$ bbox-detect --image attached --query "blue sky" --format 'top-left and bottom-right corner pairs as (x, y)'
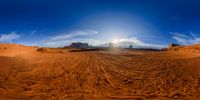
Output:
(0, 0), (200, 48)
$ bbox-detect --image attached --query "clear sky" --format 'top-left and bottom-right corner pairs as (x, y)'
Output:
(0, 0), (200, 48)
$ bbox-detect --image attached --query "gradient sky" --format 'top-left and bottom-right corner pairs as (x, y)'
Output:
(0, 0), (200, 48)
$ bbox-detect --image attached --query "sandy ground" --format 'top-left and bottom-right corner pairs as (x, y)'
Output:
(0, 44), (200, 100)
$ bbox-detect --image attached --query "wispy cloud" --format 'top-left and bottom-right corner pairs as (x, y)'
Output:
(30, 30), (37, 36)
(42, 29), (164, 49)
(42, 30), (99, 47)
(49, 30), (99, 41)
(171, 32), (200, 45)
(0, 32), (20, 43)
(113, 37), (144, 45)
(112, 37), (164, 49)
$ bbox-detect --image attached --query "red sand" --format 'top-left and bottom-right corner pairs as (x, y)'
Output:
(0, 44), (200, 100)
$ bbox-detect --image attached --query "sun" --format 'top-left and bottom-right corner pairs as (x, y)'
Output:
(112, 39), (119, 44)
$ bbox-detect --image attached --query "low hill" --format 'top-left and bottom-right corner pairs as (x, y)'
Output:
(167, 44), (200, 56)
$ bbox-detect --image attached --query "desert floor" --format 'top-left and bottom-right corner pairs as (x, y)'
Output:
(0, 44), (200, 100)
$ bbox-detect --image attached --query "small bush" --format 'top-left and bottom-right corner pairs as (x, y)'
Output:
(37, 48), (45, 52)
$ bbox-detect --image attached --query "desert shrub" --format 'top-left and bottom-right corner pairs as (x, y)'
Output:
(37, 48), (45, 52)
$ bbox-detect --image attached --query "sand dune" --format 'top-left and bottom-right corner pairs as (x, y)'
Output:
(167, 44), (200, 57)
(0, 44), (200, 100)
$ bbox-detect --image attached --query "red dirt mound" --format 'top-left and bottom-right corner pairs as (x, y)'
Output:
(167, 44), (200, 57)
